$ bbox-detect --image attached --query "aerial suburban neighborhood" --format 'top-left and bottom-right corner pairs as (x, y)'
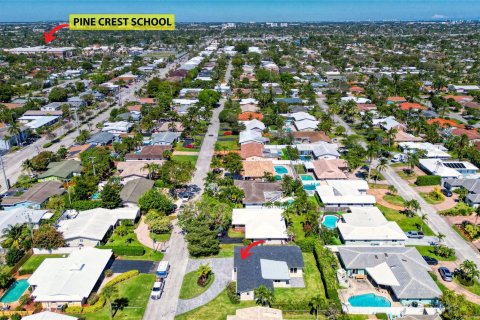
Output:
(0, 17), (480, 320)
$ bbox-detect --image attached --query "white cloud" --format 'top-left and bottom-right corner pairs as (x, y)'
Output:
(432, 14), (447, 19)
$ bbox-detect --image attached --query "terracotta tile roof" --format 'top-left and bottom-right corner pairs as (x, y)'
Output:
(242, 160), (274, 178)
(127, 105), (142, 112)
(138, 98), (155, 104)
(357, 103), (377, 111)
(240, 142), (264, 159)
(350, 86), (365, 93)
(399, 102), (427, 111)
(443, 95), (474, 103)
(312, 159), (348, 180)
(464, 102), (480, 109)
(2, 103), (25, 109)
(387, 96), (407, 103)
(451, 128), (480, 141)
(67, 144), (94, 159)
(125, 145), (172, 160)
(427, 118), (464, 128)
(238, 112), (263, 121)
(292, 131), (331, 143)
(394, 131), (423, 142)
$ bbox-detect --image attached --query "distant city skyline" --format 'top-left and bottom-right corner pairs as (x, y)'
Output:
(0, 0), (479, 23)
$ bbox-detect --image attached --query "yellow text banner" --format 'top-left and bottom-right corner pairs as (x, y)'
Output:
(69, 14), (175, 31)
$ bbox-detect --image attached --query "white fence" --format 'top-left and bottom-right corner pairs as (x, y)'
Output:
(344, 305), (442, 317)
(32, 247), (82, 255)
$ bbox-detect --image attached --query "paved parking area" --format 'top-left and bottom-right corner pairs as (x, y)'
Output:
(405, 235), (438, 246)
(110, 259), (158, 274)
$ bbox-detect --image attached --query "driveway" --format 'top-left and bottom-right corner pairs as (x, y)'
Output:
(110, 259), (157, 274)
(405, 236), (438, 246)
(176, 258), (234, 315)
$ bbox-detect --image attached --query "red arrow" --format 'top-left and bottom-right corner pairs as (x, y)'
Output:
(44, 24), (70, 44)
(240, 240), (265, 260)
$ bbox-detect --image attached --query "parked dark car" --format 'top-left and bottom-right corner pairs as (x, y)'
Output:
(465, 125), (475, 130)
(422, 256), (438, 266)
(406, 231), (424, 239)
(442, 189), (453, 197)
(439, 267), (453, 282)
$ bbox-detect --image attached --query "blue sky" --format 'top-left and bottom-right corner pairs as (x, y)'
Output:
(0, 0), (478, 22)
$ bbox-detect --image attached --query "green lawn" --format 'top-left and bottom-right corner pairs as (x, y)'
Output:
(454, 277), (480, 296)
(228, 228), (245, 238)
(396, 170), (417, 180)
(175, 288), (256, 320)
(70, 274), (155, 320)
(191, 244), (238, 259)
(19, 254), (66, 274)
(274, 253), (326, 308)
(215, 139), (239, 151)
(150, 232), (171, 243)
(420, 192), (444, 205)
(368, 183), (390, 189)
(383, 194), (406, 206)
(105, 227), (164, 261)
(378, 205), (434, 236)
(292, 215), (306, 241)
(413, 245), (456, 261)
(175, 141), (200, 152)
(179, 271), (215, 299)
(172, 155), (199, 166)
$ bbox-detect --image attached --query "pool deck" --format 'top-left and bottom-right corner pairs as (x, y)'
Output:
(338, 276), (402, 308)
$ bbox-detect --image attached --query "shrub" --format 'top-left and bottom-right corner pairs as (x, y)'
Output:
(441, 202), (475, 216)
(6, 248), (25, 266)
(71, 200), (102, 211)
(65, 305), (83, 313)
(296, 237), (317, 252)
(87, 294), (99, 305)
(105, 270), (139, 287)
(42, 142), (53, 148)
(415, 175), (441, 186)
(97, 246), (145, 256)
(11, 314), (22, 320)
(226, 281), (240, 304)
(241, 239), (252, 246)
(376, 314), (388, 320)
(18, 268), (34, 276)
(104, 269), (113, 277)
(313, 244), (341, 309)
(432, 244), (455, 259)
(82, 295), (105, 313)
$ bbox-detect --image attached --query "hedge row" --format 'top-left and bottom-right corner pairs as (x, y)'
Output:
(71, 200), (103, 211)
(313, 244), (341, 308)
(96, 245), (145, 256)
(65, 270), (139, 314)
(295, 237), (316, 253)
(415, 175), (441, 186)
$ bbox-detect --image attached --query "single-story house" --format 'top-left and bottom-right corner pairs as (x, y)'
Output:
(241, 119), (265, 133)
(233, 246), (304, 300)
(315, 180), (375, 208)
(234, 180), (283, 207)
(120, 178), (155, 207)
(66, 144), (94, 160)
(444, 178), (480, 208)
(101, 121), (133, 135)
(337, 207), (407, 246)
(125, 145), (172, 161)
(116, 160), (164, 182)
(38, 160), (82, 182)
(57, 207), (140, 247)
(0, 124), (30, 150)
(151, 132), (182, 146)
(87, 131), (116, 146)
(23, 311), (78, 320)
(294, 119), (320, 132)
(292, 131), (331, 144)
(242, 160), (275, 180)
(1, 181), (64, 210)
(28, 248), (113, 309)
(399, 142), (450, 159)
(158, 122), (184, 132)
(232, 208), (287, 244)
(337, 247), (441, 306)
(419, 158), (478, 179)
(372, 116), (405, 131)
(0, 208), (50, 240)
(308, 159), (348, 180)
(240, 142), (264, 159)
(394, 131), (424, 143)
(239, 130), (269, 145)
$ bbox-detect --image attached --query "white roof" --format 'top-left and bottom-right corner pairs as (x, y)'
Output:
(289, 112), (316, 121)
(0, 208), (49, 238)
(338, 207), (407, 241)
(232, 208), (287, 240)
(241, 119), (265, 131)
(23, 312), (77, 320)
(419, 158), (478, 178)
(315, 180), (376, 206)
(19, 115), (59, 129)
(399, 142), (450, 159)
(294, 119), (319, 131)
(102, 121), (132, 133)
(58, 207), (139, 242)
(239, 130), (268, 144)
(366, 262), (400, 286)
(28, 248), (112, 302)
(240, 98), (258, 105)
(341, 96), (371, 104)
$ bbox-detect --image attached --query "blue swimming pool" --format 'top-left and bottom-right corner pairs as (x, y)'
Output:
(274, 166), (288, 174)
(0, 279), (29, 303)
(322, 215), (339, 229)
(348, 293), (391, 307)
(91, 193), (101, 200)
(300, 175), (314, 181)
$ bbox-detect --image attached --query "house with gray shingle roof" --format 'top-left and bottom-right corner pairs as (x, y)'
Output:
(151, 132), (181, 146)
(1, 181), (64, 210)
(233, 246), (304, 301)
(38, 160), (82, 182)
(337, 247), (441, 306)
(120, 178), (154, 207)
(87, 131), (116, 146)
(444, 178), (480, 208)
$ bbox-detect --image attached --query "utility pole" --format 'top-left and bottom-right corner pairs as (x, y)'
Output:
(89, 157), (96, 176)
(0, 155), (10, 190)
(74, 107), (80, 135)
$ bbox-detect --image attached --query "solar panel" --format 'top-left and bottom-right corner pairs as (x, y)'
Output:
(444, 162), (466, 169)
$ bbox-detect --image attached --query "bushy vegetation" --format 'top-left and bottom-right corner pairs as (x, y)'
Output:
(415, 175), (441, 186)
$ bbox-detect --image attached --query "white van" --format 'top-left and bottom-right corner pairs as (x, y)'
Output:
(156, 261), (170, 278)
(150, 281), (164, 299)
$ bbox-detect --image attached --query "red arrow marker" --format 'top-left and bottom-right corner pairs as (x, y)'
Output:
(44, 24), (70, 44)
(240, 240), (265, 260)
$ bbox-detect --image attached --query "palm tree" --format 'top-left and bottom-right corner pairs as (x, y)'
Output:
(309, 294), (324, 320)
(2, 224), (28, 249)
(420, 213), (428, 232)
(254, 285), (275, 307)
(404, 199), (420, 217)
(475, 207), (480, 225)
(102, 285), (118, 320)
(388, 185), (398, 196)
(374, 158), (388, 184)
(142, 163), (161, 180)
(459, 260), (480, 284)
(366, 142), (379, 182)
(437, 232), (446, 243)
(385, 127), (398, 147)
(197, 263), (212, 286)
(7, 122), (21, 146)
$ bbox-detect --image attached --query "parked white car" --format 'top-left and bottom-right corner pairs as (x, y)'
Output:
(150, 281), (164, 300)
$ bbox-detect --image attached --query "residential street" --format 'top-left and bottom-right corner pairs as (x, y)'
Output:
(0, 58), (183, 193)
(143, 60), (232, 320)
